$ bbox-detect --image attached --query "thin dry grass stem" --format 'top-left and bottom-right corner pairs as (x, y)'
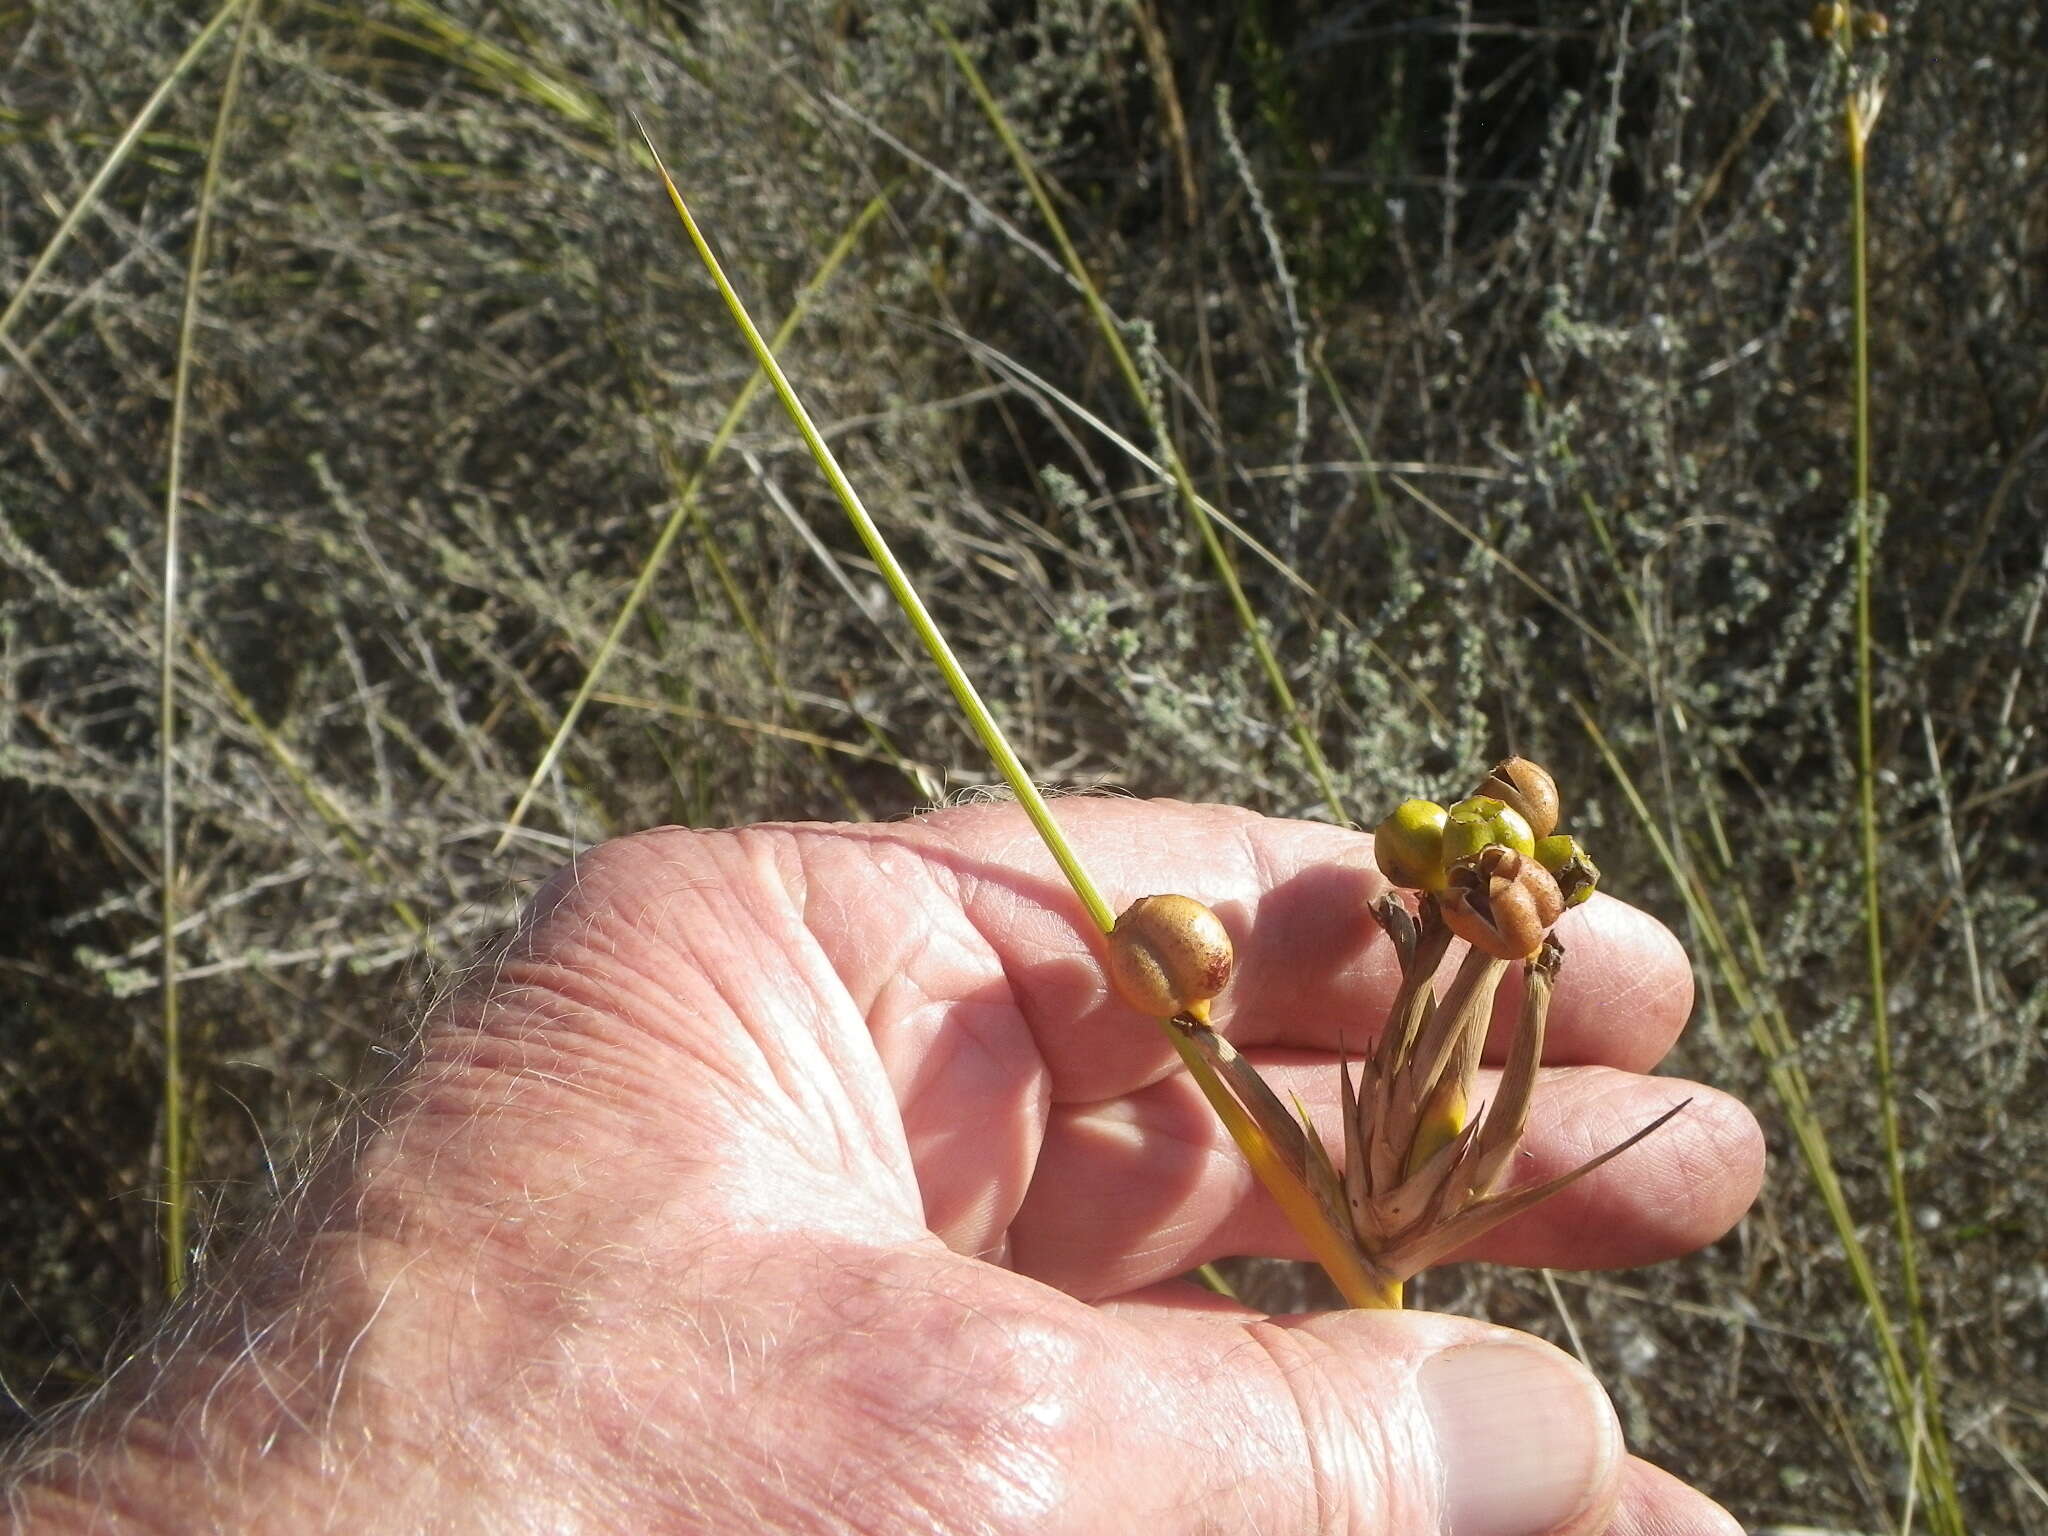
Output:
(938, 22), (1350, 825)
(1390, 474), (1641, 678)
(589, 693), (938, 779)
(1576, 699), (1967, 1533)
(184, 637), (428, 942)
(627, 345), (917, 814)
(156, 0), (259, 1302)
(1823, 13), (1966, 1528)
(494, 192), (890, 851)
(0, 0), (251, 350)
(932, 323), (1451, 736)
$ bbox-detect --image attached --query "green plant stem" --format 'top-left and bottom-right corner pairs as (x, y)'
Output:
(938, 24), (1349, 827)
(639, 128), (1405, 1311)
(1164, 1025), (1398, 1309)
(1845, 94), (1962, 1536)
(638, 126), (1115, 935)
(156, 0), (258, 1302)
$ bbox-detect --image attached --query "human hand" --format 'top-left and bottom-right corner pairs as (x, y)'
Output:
(7, 800), (1762, 1534)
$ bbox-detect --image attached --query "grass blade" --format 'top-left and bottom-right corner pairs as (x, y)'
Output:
(1844, 76), (1962, 1535)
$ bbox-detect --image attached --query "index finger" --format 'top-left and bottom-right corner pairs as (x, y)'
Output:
(905, 797), (1693, 1102)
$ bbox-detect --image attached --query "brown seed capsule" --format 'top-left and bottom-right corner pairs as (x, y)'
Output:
(1106, 895), (1234, 1023)
(1440, 847), (1566, 960)
(1853, 8), (1889, 39)
(1474, 757), (1561, 841)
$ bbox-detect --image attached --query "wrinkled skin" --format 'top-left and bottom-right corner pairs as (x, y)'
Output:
(5, 801), (1763, 1534)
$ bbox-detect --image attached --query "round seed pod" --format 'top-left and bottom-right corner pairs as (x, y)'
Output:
(1441, 846), (1566, 960)
(1373, 799), (1449, 892)
(1474, 757), (1560, 841)
(1534, 833), (1601, 908)
(1106, 895), (1234, 1022)
(1442, 795), (1537, 864)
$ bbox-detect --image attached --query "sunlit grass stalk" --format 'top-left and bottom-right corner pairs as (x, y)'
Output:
(494, 192), (891, 852)
(637, 127), (1113, 933)
(384, 0), (609, 139)
(156, 0), (258, 1301)
(936, 24), (1349, 827)
(639, 127), (1384, 1307)
(1844, 81), (1963, 1536)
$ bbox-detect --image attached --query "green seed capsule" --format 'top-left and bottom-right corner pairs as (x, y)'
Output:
(1534, 834), (1601, 907)
(1374, 799), (1449, 892)
(1442, 796), (1537, 864)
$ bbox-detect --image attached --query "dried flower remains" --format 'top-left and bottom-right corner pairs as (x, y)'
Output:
(1120, 757), (1685, 1306)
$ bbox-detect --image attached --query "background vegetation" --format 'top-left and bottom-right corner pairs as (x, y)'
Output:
(2, 1), (2043, 1528)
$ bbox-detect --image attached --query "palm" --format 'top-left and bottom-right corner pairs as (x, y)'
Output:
(438, 799), (1758, 1531)
(487, 797), (1751, 1294)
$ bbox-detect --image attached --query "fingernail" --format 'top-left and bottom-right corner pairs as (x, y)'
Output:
(1418, 1340), (1617, 1536)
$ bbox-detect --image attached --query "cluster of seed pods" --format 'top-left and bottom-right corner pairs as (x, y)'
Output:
(1372, 758), (1600, 960)
(1099, 759), (1680, 1302)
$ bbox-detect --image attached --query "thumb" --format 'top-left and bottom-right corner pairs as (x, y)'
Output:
(1106, 1304), (1624, 1535)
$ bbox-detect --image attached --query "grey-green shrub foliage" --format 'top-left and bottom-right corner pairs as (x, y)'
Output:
(1, 2), (2042, 1526)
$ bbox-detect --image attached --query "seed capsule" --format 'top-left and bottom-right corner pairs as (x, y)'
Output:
(1374, 799), (1449, 893)
(1106, 895), (1234, 1023)
(1441, 846), (1566, 960)
(1441, 795), (1537, 864)
(1474, 757), (1560, 841)
(1534, 833), (1601, 908)
(1810, 2), (1847, 40)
